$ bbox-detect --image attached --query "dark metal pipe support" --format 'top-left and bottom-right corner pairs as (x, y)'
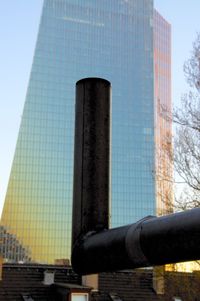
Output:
(72, 208), (200, 275)
(72, 77), (200, 275)
(72, 78), (111, 248)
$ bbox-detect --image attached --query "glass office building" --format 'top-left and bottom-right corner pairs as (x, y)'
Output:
(1, 0), (171, 264)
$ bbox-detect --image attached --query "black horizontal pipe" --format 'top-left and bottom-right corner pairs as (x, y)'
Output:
(72, 208), (200, 275)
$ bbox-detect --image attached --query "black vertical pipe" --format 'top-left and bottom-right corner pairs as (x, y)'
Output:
(72, 78), (111, 249)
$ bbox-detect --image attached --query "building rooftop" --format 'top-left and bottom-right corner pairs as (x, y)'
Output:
(0, 264), (200, 301)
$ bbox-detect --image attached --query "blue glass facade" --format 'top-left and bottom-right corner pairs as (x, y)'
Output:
(1, 0), (159, 264)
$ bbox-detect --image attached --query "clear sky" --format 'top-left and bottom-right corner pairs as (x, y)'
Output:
(0, 0), (200, 216)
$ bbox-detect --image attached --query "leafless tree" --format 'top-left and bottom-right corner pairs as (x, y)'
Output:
(173, 33), (200, 210)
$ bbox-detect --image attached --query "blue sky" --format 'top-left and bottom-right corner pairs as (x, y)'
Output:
(0, 1), (200, 216)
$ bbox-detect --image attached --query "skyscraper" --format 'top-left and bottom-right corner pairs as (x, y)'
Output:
(0, 0), (171, 264)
